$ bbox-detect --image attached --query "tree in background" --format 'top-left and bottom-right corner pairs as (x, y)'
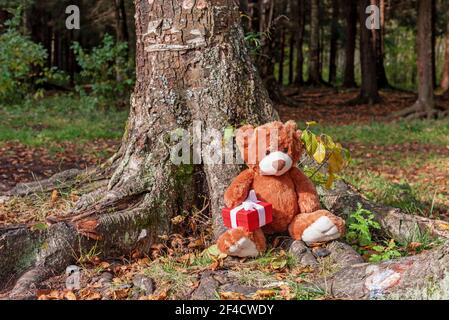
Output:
(328, 0), (339, 84)
(355, 0), (380, 104)
(307, 0), (322, 85)
(342, 0), (357, 88)
(394, 0), (438, 119)
(371, 0), (389, 89)
(294, 0), (306, 85)
(439, 6), (449, 93)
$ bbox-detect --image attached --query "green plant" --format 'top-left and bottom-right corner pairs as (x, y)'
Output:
(369, 239), (402, 262)
(0, 8), (46, 102)
(244, 31), (271, 55)
(72, 34), (134, 108)
(345, 203), (381, 247)
(300, 121), (351, 189)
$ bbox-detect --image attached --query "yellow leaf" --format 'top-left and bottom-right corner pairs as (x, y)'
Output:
(328, 151), (344, 174)
(64, 291), (77, 300)
(313, 142), (326, 163)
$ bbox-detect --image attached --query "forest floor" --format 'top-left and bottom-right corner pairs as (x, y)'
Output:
(1, 88), (448, 299)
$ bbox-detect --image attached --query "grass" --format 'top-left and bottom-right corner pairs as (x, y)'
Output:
(314, 119), (449, 146)
(311, 120), (449, 218)
(0, 94), (128, 146)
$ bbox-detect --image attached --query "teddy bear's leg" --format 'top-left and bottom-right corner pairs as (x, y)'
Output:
(288, 210), (345, 245)
(217, 227), (266, 257)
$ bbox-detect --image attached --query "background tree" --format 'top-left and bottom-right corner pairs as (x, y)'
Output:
(439, 4), (449, 93)
(355, 0), (380, 104)
(342, 0), (357, 88)
(328, 0), (339, 84)
(308, 0), (322, 85)
(394, 0), (437, 119)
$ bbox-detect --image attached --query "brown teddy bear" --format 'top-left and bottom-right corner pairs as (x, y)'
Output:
(217, 120), (345, 257)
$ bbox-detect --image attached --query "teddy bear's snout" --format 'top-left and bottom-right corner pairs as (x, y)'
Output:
(272, 159), (286, 171)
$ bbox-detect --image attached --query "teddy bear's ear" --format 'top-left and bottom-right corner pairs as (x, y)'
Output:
(284, 120), (298, 133)
(235, 124), (255, 150)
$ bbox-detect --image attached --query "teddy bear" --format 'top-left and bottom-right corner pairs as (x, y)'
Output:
(217, 120), (345, 257)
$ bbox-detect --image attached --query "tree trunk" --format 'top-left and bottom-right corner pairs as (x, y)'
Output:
(356, 0), (380, 104)
(392, 1), (439, 120)
(114, 0), (130, 44)
(278, 27), (285, 85)
(431, 0), (436, 89)
(372, 0), (389, 89)
(343, 0), (357, 88)
(1, 0), (277, 296)
(294, 0), (305, 84)
(239, 0), (250, 33)
(308, 0), (322, 85)
(439, 5), (449, 93)
(409, 0), (435, 117)
(328, 0), (339, 84)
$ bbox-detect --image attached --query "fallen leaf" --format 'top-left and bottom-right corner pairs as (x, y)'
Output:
(64, 291), (77, 300)
(220, 291), (247, 300)
(50, 189), (59, 204)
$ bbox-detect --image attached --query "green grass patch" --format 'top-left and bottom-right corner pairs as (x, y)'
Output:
(314, 120), (449, 146)
(0, 94), (128, 146)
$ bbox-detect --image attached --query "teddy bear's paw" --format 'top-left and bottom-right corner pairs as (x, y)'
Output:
(228, 236), (259, 257)
(217, 228), (262, 258)
(301, 216), (341, 244)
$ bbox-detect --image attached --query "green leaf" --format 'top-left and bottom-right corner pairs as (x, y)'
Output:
(306, 121), (317, 127)
(31, 222), (48, 231)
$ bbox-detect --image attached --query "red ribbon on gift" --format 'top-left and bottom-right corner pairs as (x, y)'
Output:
(221, 190), (273, 232)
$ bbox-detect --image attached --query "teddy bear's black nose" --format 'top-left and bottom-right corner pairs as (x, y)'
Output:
(273, 159), (286, 171)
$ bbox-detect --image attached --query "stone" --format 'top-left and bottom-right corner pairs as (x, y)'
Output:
(288, 240), (318, 267)
(132, 274), (155, 294)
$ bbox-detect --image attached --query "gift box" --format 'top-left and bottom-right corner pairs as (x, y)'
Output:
(222, 190), (272, 232)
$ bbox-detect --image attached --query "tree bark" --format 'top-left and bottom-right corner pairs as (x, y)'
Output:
(371, 0), (389, 89)
(308, 0), (322, 85)
(114, 0), (130, 44)
(328, 0), (339, 84)
(342, 0), (357, 88)
(439, 5), (449, 93)
(294, 0), (305, 85)
(1, 0), (277, 296)
(356, 0), (380, 104)
(394, 0), (436, 118)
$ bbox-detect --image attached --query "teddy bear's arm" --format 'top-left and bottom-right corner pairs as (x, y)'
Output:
(290, 166), (321, 213)
(224, 169), (255, 208)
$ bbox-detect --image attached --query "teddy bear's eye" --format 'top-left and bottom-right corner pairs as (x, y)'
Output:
(283, 148), (288, 153)
(265, 150), (271, 155)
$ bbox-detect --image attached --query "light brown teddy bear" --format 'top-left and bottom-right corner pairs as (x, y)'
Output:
(217, 120), (345, 257)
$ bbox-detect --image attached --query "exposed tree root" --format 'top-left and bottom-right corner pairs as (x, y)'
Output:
(391, 101), (446, 120)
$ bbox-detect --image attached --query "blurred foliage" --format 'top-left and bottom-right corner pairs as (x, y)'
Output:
(0, 8), (67, 102)
(72, 34), (135, 109)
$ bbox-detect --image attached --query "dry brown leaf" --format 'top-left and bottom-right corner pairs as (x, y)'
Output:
(80, 289), (102, 300)
(112, 289), (129, 300)
(64, 291), (77, 300)
(220, 291), (247, 300)
(254, 289), (276, 299)
(407, 242), (422, 251)
(50, 190), (59, 204)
